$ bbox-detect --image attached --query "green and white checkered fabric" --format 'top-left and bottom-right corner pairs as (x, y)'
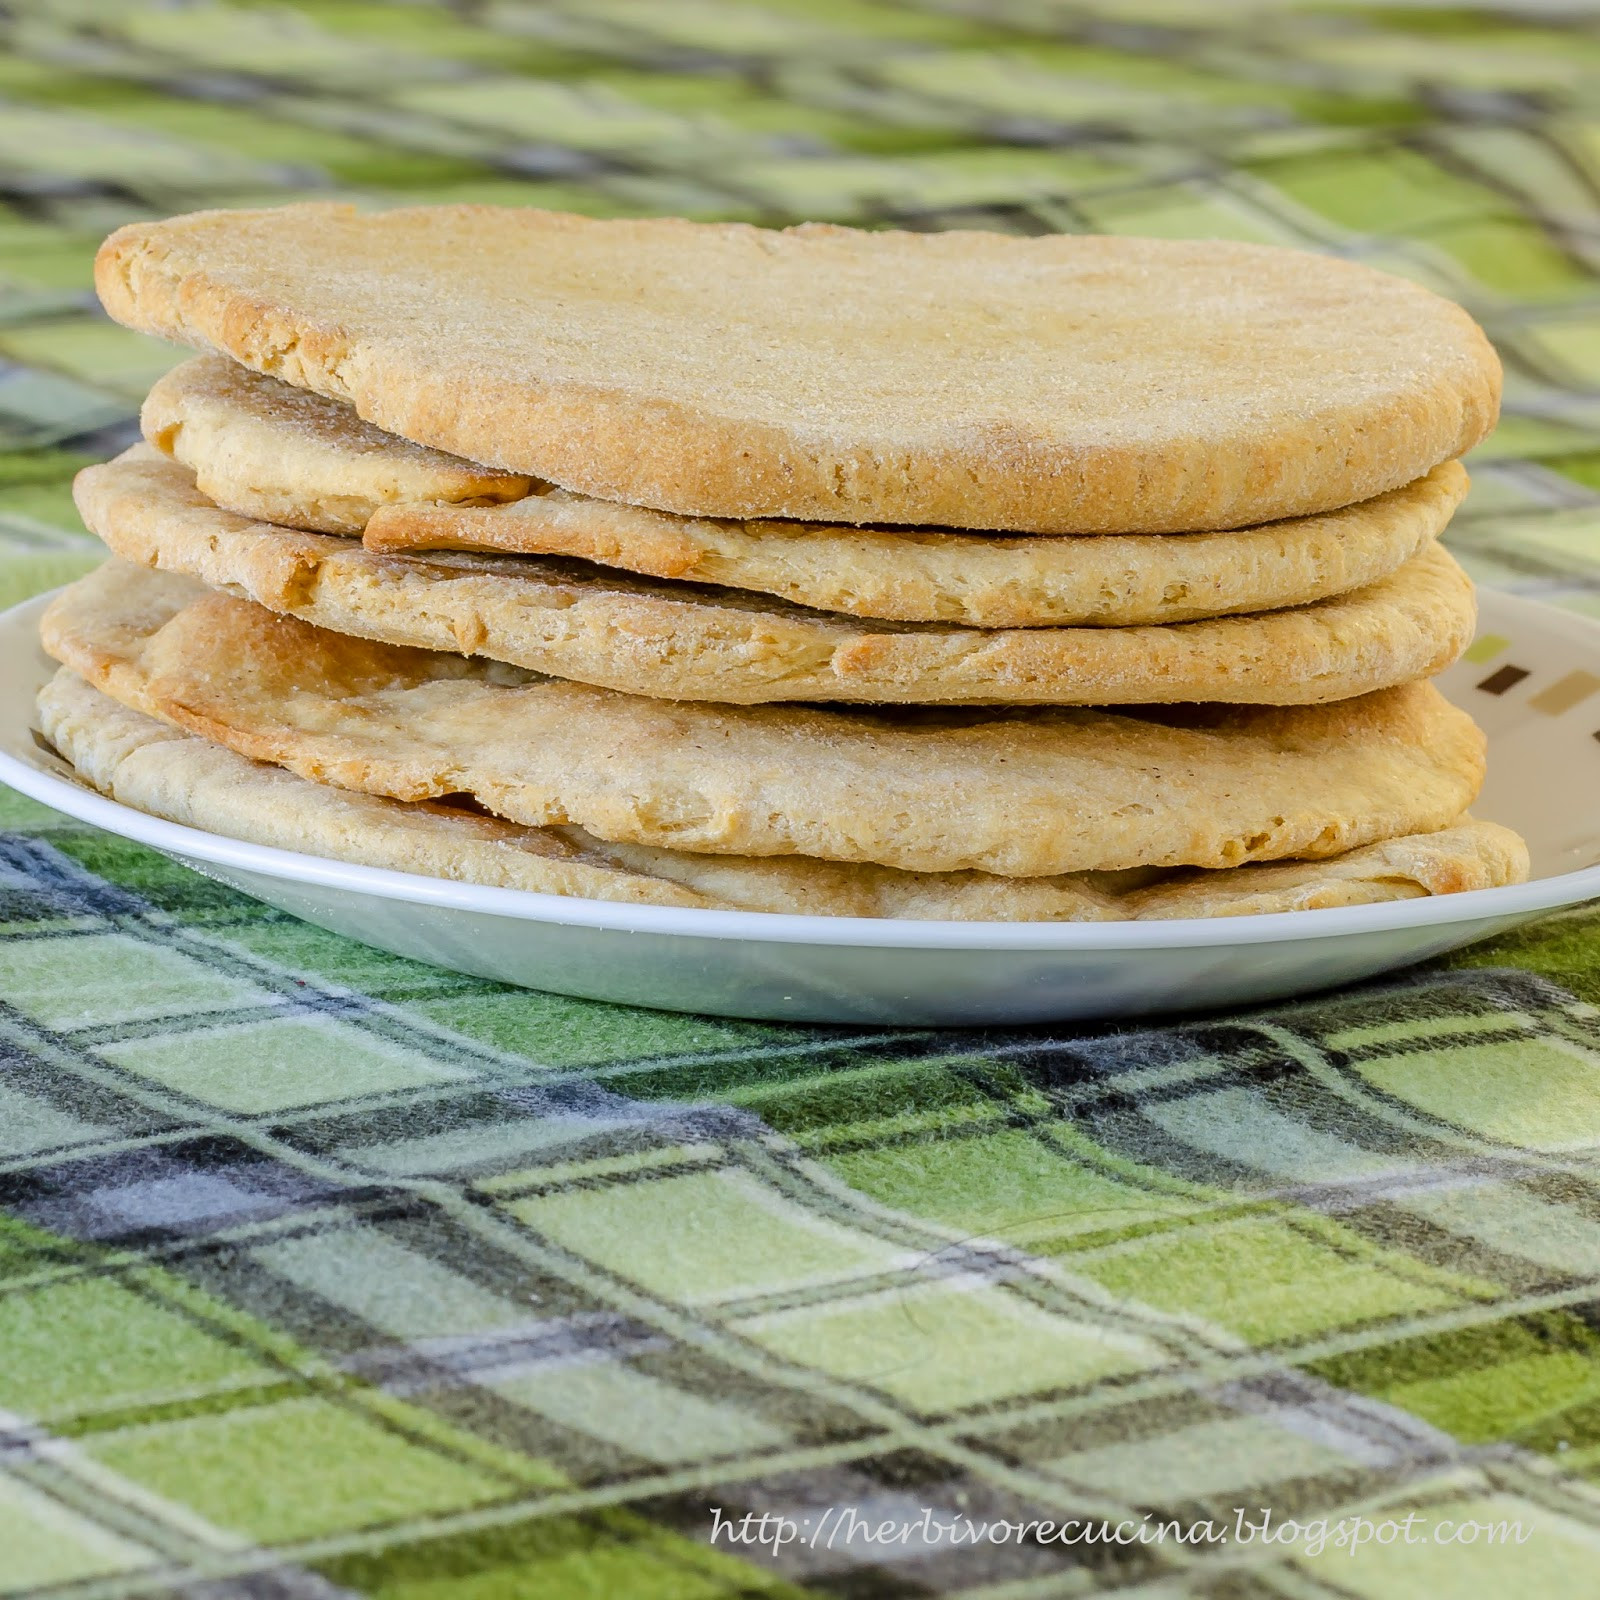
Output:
(5, 3), (1600, 1595)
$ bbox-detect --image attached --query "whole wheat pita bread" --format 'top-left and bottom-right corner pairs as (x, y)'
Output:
(37, 671), (1524, 921)
(98, 204), (1499, 533)
(75, 450), (1478, 707)
(144, 356), (1467, 628)
(366, 468), (1463, 628)
(142, 354), (531, 534)
(42, 560), (1489, 878)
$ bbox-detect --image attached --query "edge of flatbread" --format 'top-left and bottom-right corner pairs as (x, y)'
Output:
(143, 353), (531, 535)
(41, 559), (1491, 878)
(74, 449), (1479, 707)
(365, 464), (1466, 627)
(37, 669), (1528, 921)
(144, 354), (1468, 626)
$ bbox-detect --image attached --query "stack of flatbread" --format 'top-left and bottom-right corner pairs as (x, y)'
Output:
(35, 204), (1528, 919)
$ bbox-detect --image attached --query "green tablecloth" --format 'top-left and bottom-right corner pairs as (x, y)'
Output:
(4, 3), (1600, 1595)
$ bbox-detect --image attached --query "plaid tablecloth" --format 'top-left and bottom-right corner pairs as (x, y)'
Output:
(5, 3), (1600, 1596)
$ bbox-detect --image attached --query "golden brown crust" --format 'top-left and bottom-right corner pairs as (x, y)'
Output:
(34, 668), (712, 912)
(146, 355), (1468, 626)
(96, 203), (1501, 533)
(1118, 821), (1526, 918)
(75, 450), (1478, 707)
(142, 354), (531, 535)
(38, 670), (1524, 921)
(41, 559), (1490, 878)
(365, 468), (1462, 627)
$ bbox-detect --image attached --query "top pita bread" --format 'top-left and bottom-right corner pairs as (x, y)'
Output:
(98, 204), (1499, 533)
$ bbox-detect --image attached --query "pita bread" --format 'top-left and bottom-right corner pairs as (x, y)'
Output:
(143, 356), (1466, 628)
(98, 204), (1499, 533)
(37, 671), (1524, 921)
(41, 560), (1489, 878)
(75, 450), (1478, 707)
(142, 353), (530, 535)
(366, 466), (1463, 629)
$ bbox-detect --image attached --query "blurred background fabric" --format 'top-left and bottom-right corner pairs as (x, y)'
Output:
(6, 4), (1600, 1597)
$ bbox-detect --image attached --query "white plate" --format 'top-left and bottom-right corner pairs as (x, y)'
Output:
(3, 588), (1599, 1025)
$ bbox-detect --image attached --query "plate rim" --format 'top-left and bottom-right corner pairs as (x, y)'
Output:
(4, 585), (1599, 953)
